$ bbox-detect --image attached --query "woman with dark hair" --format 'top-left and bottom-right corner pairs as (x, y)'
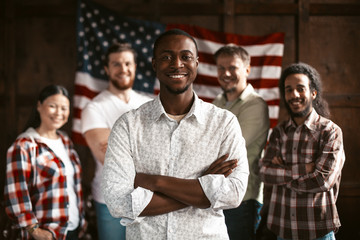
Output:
(4, 85), (86, 240)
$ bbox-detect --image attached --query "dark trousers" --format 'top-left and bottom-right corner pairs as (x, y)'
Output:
(224, 199), (262, 240)
(66, 226), (79, 240)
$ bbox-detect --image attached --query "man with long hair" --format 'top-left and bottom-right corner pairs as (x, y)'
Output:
(259, 63), (345, 240)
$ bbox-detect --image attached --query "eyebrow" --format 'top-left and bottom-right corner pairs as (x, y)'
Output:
(159, 50), (195, 55)
(285, 84), (306, 88)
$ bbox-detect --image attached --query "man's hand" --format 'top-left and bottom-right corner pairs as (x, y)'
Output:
(134, 154), (238, 189)
(271, 156), (284, 166)
(305, 162), (315, 174)
(271, 156), (315, 174)
(202, 154), (238, 177)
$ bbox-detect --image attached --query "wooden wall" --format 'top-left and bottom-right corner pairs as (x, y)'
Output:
(1, 0), (359, 239)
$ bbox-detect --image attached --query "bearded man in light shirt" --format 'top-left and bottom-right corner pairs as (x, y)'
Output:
(81, 42), (151, 240)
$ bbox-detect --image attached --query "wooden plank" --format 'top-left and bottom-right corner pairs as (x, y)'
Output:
(4, 0), (17, 141)
(223, 0), (235, 33)
(325, 94), (360, 108)
(7, 95), (37, 107)
(234, 3), (298, 15)
(15, 3), (360, 17)
(297, 0), (310, 62)
(311, 4), (360, 16)
(16, 3), (223, 17)
(338, 183), (360, 197)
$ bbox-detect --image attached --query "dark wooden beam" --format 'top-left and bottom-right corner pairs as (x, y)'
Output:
(325, 94), (360, 108)
(310, 4), (360, 16)
(16, 3), (76, 17)
(224, 0), (235, 33)
(4, 0), (17, 142)
(339, 183), (360, 197)
(297, 0), (310, 62)
(234, 3), (298, 15)
(14, 3), (360, 17)
(6, 95), (37, 107)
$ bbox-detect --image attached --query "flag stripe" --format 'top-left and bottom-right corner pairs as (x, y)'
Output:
(195, 75), (281, 89)
(72, 0), (284, 145)
(198, 64), (282, 79)
(166, 24), (285, 45)
(199, 52), (283, 67)
(195, 38), (285, 56)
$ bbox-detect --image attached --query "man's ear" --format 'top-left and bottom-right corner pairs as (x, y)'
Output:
(104, 66), (109, 75)
(246, 64), (251, 77)
(311, 89), (317, 100)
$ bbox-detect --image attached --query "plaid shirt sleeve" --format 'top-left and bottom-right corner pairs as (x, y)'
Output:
(259, 125), (296, 186)
(288, 124), (345, 193)
(4, 138), (38, 227)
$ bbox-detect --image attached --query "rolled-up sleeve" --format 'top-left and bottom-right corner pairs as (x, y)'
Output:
(199, 116), (249, 210)
(102, 118), (153, 225)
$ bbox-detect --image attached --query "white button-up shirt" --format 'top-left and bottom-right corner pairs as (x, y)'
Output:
(102, 93), (249, 240)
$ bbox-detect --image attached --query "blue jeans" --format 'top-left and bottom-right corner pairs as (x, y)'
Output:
(223, 199), (262, 240)
(94, 201), (126, 240)
(277, 231), (335, 240)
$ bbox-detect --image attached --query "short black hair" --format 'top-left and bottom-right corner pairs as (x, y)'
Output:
(153, 29), (198, 58)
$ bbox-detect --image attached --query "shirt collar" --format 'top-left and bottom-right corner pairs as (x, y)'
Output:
(285, 109), (319, 131)
(149, 92), (205, 124)
(221, 83), (253, 103)
(303, 109), (319, 131)
(239, 84), (254, 101)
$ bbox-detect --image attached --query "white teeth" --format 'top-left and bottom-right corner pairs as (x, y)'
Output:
(169, 75), (184, 78)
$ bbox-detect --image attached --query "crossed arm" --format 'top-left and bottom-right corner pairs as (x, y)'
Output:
(271, 156), (315, 174)
(135, 154), (238, 216)
(83, 128), (110, 165)
(260, 126), (345, 193)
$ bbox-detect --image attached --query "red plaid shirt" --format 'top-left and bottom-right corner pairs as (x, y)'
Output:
(4, 128), (85, 240)
(259, 110), (345, 239)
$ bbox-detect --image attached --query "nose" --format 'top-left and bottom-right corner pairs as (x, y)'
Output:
(291, 89), (300, 98)
(54, 106), (66, 115)
(119, 64), (126, 72)
(170, 56), (184, 68)
(224, 69), (231, 77)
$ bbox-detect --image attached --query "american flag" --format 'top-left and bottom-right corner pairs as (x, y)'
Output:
(73, 0), (285, 145)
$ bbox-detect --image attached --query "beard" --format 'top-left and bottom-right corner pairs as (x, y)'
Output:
(221, 86), (237, 94)
(285, 98), (313, 118)
(110, 77), (134, 91)
(165, 83), (191, 95)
